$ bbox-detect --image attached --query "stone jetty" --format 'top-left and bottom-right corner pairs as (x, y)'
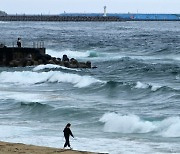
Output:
(0, 15), (122, 22)
(0, 45), (92, 68)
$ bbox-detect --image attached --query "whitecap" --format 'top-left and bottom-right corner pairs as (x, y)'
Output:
(135, 81), (162, 91)
(100, 112), (180, 138)
(0, 71), (102, 88)
(99, 112), (155, 133)
(33, 64), (77, 71)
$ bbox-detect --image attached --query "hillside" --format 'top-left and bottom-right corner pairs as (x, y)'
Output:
(0, 10), (7, 16)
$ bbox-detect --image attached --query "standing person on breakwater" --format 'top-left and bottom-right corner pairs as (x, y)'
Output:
(63, 123), (74, 149)
(17, 38), (21, 47)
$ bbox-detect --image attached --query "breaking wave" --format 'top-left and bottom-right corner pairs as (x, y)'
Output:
(135, 81), (162, 91)
(100, 112), (180, 137)
(0, 71), (102, 88)
(46, 49), (98, 59)
(33, 64), (77, 71)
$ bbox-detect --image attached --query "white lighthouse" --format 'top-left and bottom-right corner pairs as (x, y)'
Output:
(103, 6), (107, 16)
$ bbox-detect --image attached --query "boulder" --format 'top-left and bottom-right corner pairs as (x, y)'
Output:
(86, 61), (91, 68)
(62, 54), (69, 62)
(70, 58), (79, 68)
(63, 61), (70, 67)
(78, 62), (88, 68)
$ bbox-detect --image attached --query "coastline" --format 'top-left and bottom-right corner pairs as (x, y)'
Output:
(0, 141), (101, 154)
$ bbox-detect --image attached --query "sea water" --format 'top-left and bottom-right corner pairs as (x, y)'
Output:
(0, 21), (180, 154)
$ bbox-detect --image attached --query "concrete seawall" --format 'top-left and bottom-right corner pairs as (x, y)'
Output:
(0, 15), (122, 22)
(0, 47), (45, 66)
(0, 47), (93, 68)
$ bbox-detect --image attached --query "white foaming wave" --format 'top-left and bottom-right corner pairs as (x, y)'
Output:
(0, 71), (102, 88)
(135, 81), (162, 91)
(157, 117), (180, 138)
(0, 91), (46, 102)
(100, 112), (155, 133)
(47, 71), (101, 88)
(100, 112), (180, 137)
(46, 49), (89, 59)
(0, 91), (70, 102)
(33, 64), (77, 71)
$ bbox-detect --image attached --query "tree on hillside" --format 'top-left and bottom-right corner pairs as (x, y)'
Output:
(0, 10), (7, 16)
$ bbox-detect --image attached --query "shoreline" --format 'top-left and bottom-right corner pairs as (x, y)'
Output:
(0, 141), (102, 154)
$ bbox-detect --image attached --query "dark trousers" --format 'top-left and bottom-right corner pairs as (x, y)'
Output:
(64, 137), (70, 147)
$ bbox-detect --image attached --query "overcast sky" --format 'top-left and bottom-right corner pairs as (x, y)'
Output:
(1, 0), (180, 14)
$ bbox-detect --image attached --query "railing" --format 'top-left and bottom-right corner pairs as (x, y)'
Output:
(1, 41), (45, 48)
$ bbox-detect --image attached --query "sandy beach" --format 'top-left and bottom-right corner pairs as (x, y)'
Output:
(0, 141), (101, 154)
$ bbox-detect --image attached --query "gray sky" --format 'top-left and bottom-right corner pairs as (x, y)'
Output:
(1, 0), (180, 14)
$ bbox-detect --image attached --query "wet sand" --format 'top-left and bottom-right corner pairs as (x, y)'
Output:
(0, 141), (101, 154)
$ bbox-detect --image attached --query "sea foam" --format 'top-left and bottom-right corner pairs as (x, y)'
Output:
(33, 64), (76, 71)
(135, 81), (162, 91)
(0, 71), (102, 88)
(100, 112), (155, 133)
(100, 112), (180, 137)
(46, 49), (96, 59)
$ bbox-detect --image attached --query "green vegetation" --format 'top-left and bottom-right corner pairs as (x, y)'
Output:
(0, 10), (7, 16)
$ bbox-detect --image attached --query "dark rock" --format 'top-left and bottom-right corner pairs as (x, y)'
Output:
(70, 58), (79, 68)
(44, 54), (52, 60)
(63, 61), (70, 67)
(86, 61), (91, 68)
(26, 60), (32, 66)
(79, 62), (88, 68)
(62, 54), (69, 62)
(55, 58), (61, 65)
(48, 59), (55, 64)
(38, 59), (43, 65)
(33, 61), (39, 65)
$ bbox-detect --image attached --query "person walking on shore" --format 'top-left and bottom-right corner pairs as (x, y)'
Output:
(63, 123), (74, 149)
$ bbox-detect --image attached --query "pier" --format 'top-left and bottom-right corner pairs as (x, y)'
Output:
(0, 15), (122, 22)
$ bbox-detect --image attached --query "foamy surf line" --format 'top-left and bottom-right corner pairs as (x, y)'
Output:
(0, 91), (70, 102)
(33, 64), (79, 71)
(0, 71), (104, 88)
(0, 126), (174, 154)
(100, 112), (180, 137)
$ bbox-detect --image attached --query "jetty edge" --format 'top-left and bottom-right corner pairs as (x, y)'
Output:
(0, 141), (107, 154)
(0, 45), (94, 68)
(0, 15), (122, 22)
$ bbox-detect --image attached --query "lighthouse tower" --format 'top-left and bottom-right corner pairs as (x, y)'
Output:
(103, 6), (107, 17)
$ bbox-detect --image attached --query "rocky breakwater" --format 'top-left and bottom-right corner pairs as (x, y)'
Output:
(0, 46), (93, 68)
(9, 53), (92, 68)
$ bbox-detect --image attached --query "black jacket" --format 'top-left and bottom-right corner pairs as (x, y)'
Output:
(63, 127), (74, 138)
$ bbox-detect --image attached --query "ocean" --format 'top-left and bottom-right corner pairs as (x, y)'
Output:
(0, 21), (180, 154)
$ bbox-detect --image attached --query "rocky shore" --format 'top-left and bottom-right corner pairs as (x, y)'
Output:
(0, 141), (101, 154)
(9, 53), (92, 68)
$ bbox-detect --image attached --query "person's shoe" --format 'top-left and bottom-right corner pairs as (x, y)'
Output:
(69, 147), (73, 150)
